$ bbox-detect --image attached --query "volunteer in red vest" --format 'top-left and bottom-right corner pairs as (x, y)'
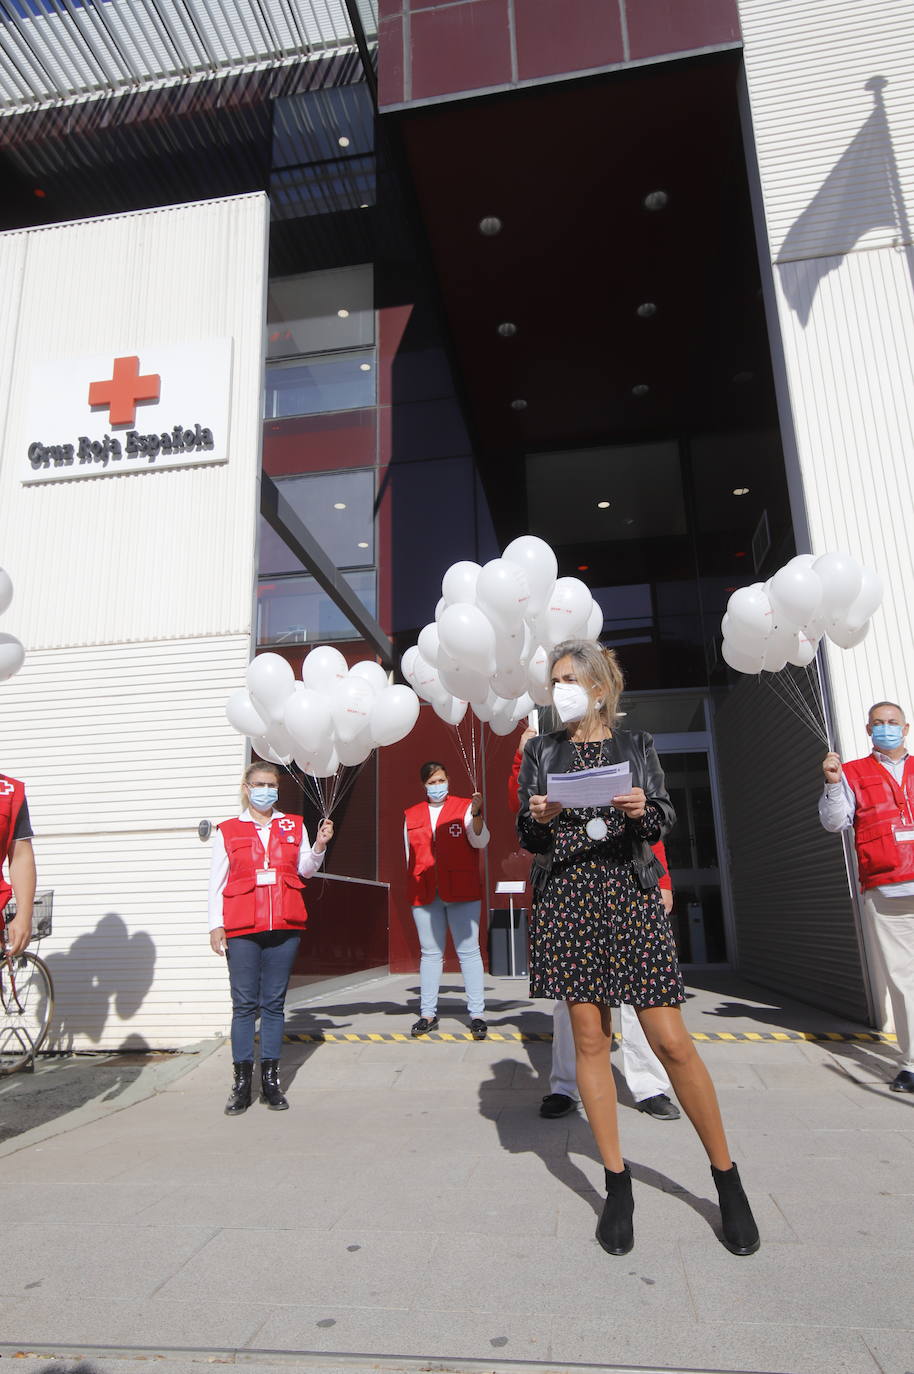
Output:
(820, 699), (914, 1093)
(0, 772), (36, 958)
(404, 761), (489, 1039)
(209, 760), (333, 1115)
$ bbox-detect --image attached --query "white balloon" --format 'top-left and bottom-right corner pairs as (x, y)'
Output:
(302, 644), (349, 695)
(442, 560), (481, 606)
(502, 536), (558, 616)
(476, 558), (530, 632)
(768, 563), (823, 630)
(527, 645), (552, 706)
(788, 553), (817, 570)
(472, 690), (497, 723)
(0, 568), (12, 617)
(845, 565), (883, 631)
(251, 736), (289, 766)
(826, 617), (871, 650)
(247, 653), (295, 720)
(491, 661), (528, 698)
(0, 632), (25, 682)
(488, 698), (519, 736)
(411, 652), (447, 704)
(349, 660), (390, 693)
(761, 626), (796, 673)
(544, 577), (593, 646)
(438, 602), (497, 676)
(265, 722), (295, 762)
(284, 687), (333, 753)
(803, 611), (830, 641)
(727, 584), (773, 641)
(586, 601), (604, 639)
(434, 695), (468, 725)
(330, 676), (375, 743)
(417, 622), (441, 667)
(813, 552), (863, 618)
(401, 645), (421, 687)
(294, 741), (339, 778)
(785, 631), (819, 668)
(336, 735), (374, 767)
(722, 638), (764, 674)
(226, 688), (270, 738)
(370, 684), (420, 746)
(434, 596), (447, 622)
(512, 691), (535, 720)
(438, 659), (490, 705)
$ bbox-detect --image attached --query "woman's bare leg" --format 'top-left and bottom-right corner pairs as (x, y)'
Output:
(636, 1006), (732, 1170)
(568, 1001), (624, 1172)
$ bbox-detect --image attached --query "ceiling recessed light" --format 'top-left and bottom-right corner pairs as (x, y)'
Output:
(479, 216), (502, 236)
(360, 202), (369, 208)
(360, 363), (371, 371)
(734, 550), (747, 558)
(624, 518), (635, 526)
(338, 135), (350, 147)
(632, 384), (650, 397)
(334, 502), (347, 510)
(357, 541), (369, 549)
(577, 564), (589, 572)
(636, 302), (657, 318)
(732, 487), (750, 496)
(337, 309), (349, 318)
(510, 398), (527, 411)
(597, 500), (611, 509)
(497, 322), (517, 337)
(33, 187), (46, 199)
(643, 190), (669, 211)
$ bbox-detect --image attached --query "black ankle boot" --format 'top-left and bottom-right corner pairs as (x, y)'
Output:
(596, 1165), (634, 1255)
(224, 1061), (253, 1116)
(711, 1162), (760, 1255)
(260, 1058), (289, 1110)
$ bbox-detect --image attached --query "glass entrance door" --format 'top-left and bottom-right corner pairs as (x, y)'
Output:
(658, 749), (726, 963)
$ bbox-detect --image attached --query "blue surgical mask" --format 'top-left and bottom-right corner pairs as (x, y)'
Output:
(249, 785), (278, 810)
(426, 782), (448, 804)
(871, 724), (905, 752)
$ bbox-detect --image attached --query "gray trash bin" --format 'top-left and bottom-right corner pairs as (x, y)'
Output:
(488, 906), (529, 977)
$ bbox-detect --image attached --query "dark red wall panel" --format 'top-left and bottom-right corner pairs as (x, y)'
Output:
(626, 0), (740, 62)
(379, 14), (405, 107)
(515, 0), (624, 82)
(262, 411), (376, 476)
(410, 0), (513, 102)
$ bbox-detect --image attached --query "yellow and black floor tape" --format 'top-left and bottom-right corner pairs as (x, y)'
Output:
(283, 1029), (896, 1044)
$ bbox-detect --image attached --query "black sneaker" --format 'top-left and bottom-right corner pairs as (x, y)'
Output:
(469, 1018), (488, 1040)
(890, 1068), (914, 1093)
(637, 1092), (681, 1120)
(411, 1016), (439, 1037)
(539, 1092), (577, 1118)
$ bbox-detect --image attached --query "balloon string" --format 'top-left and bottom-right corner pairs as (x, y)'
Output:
(782, 663), (829, 744)
(760, 670), (828, 745)
(770, 668), (826, 742)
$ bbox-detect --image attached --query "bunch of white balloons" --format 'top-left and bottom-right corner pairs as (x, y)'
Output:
(226, 647), (420, 777)
(721, 551), (883, 675)
(0, 568), (25, 683)
(402, 535), (603, 733)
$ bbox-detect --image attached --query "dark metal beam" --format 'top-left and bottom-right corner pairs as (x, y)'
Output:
(341, 0), (377, 106)
(260, 471), (393, 666)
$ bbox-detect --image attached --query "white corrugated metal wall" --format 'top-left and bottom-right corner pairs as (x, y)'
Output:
(739, 0), (914, 1027)
(0, 193), (269, 1048)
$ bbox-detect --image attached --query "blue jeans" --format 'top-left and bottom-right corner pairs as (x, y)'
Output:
(412, 897), (485, 1019)
(225, 930), (300, 1061)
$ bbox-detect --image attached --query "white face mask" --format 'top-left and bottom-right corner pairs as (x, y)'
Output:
(553, 682), (592, 724)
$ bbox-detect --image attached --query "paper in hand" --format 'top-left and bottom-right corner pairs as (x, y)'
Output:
(546, 761), (632, 807)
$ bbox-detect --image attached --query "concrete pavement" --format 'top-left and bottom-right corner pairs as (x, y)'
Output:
(1, 970), (912, 1374)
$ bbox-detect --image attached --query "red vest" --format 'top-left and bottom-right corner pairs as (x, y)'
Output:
(405, 796), (483, 906)
(843, 755), (914, 891)
(219, 814), (308, 936)
(0, 775), (25, 914)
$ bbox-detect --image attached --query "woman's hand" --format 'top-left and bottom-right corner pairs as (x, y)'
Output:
(210, 927), (227, 956)
(660, 889), (674, 915)
(471, 791), (483, 817)
(530, 794), (563, 824)
(315, 818), (334, 852)
(611, 787), (647, 820)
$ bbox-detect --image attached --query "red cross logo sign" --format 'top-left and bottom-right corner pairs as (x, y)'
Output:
(0, 780), (14, 796)
(278, 817), (296, 832)
(88, 356), (161, 426)
(449, 822), (463, 838)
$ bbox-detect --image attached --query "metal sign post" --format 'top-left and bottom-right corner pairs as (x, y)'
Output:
(494, 879), (527, 979)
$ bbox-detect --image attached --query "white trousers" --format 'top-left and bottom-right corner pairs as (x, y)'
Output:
(863, 888), (914, 1071)
(549, 999), (671, 1102)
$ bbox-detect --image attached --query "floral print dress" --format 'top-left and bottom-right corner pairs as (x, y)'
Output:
(528, 741), (685, 1008)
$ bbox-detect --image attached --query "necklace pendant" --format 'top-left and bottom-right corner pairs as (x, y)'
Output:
(586, 817), (608, 842)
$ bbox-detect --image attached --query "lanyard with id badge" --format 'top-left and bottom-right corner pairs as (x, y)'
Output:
(256, 824), (278, 886)
(893, 777), (914, 845)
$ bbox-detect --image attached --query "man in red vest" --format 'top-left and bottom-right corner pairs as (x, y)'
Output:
(0, 773), (36, 957)
(820, 700), (914, 1092)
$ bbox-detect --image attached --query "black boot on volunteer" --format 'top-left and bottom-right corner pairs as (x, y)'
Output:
(596, 1164), (635, 1255)
(225, 1060), (253, 1116)
(711, 1162), (760, 1255)
(260, 1058), (289, 1110)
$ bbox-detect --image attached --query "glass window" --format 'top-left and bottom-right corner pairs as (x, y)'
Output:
(257, 571), (377, 645)
(266, 266), (373, 359)
(265, 350), (376, 419)
(258, 470), (375, 574)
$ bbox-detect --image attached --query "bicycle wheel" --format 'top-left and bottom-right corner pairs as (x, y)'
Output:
(0, 952), (54, 1075)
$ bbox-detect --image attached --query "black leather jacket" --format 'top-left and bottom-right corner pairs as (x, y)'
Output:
(516, 727), (676, 892)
